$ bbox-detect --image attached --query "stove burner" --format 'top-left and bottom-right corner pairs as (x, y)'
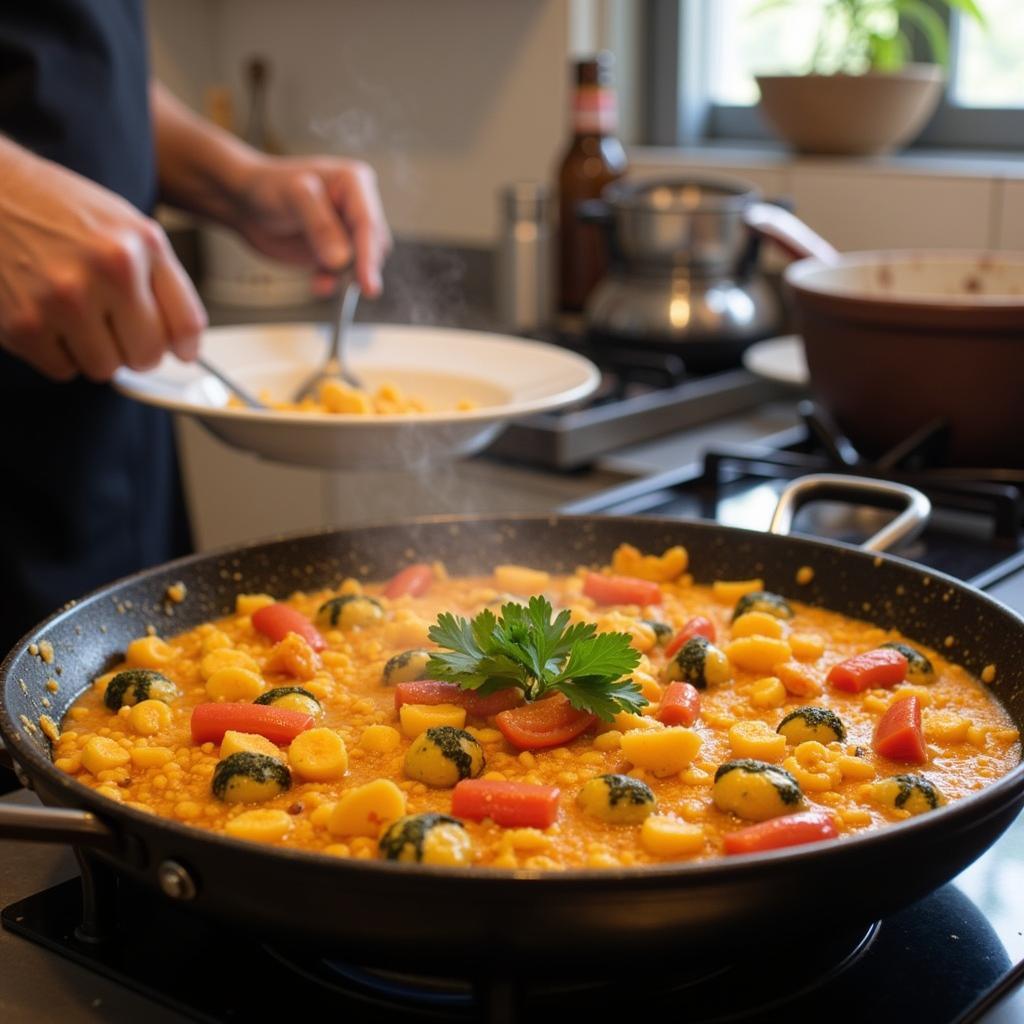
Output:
(556, 330), (691, 392)
(702, 401), (1024, 542)
(4, 873), (1014, 1024)
(267, 920), (879, 1023)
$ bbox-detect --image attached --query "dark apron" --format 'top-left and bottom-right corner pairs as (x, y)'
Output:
(0, 0), (192, 656)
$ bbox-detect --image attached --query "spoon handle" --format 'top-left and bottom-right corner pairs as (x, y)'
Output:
(329, 279), (362, 388)
(196, 356), (267, 410)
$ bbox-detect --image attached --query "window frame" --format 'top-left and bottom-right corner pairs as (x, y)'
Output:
(643, 0), (1024, 152)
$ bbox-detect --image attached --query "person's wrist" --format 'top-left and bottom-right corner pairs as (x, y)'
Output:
(211, 144), (271, 229)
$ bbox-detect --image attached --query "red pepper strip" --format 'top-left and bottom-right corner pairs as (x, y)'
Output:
(724, 810), (838, 855)
(873, 696), (927, 763)
(384, 563), (434, 599)
(657, 681), (701, 726)
(582, 572), (663, 607)
(393, 680), (523, 718)
(664, 616), (716, 659)
(828, 648), (907, 693)
(251, 603), (326, 652)
(495, 693), (598, 751)
(452, 779), (561, 829)
(190, 703), (313, 746)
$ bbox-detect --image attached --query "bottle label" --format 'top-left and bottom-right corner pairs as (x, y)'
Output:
(572, 86), (618, 135)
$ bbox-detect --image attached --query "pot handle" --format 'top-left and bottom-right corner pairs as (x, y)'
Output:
(743, 202), (841, 266)
(0, 738), (115, 847)
(769, 474), (931, 553)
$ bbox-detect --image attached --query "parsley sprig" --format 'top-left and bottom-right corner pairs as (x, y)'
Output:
(425, 596), (646, 722)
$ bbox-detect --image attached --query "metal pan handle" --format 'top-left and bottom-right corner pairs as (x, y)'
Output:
(0, 801), (114, 846)
(0, 738), (115, 847)
(769, 473), (931, 553)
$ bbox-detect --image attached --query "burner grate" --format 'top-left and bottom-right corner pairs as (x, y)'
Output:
(3, 874), (1011, 1024)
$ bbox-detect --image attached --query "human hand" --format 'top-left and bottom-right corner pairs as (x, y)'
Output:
(230, 156), (392, 297)
(0, 141), (207, 382)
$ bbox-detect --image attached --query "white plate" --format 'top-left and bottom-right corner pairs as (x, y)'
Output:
(114, 323), (600, 469)
(742, 334), (809, 387)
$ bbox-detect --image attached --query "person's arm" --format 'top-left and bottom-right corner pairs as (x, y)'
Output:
(151, 83), (391, 297)
(0, 135), (205, 381)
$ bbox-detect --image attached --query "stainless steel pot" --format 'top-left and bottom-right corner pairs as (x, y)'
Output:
(579, 177), (786, 370)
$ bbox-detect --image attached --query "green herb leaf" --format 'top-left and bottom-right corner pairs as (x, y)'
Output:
(425, 596), (644, 721)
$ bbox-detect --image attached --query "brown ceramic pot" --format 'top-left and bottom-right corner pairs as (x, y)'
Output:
(784, 252), (1024, 467)
(755, 66), (944, 156)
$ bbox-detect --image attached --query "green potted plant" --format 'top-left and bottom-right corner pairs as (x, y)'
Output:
(753, 0), (986, 155)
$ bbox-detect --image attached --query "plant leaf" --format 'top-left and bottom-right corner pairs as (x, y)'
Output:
(893, 0), (950, 64)
(940, 0), (985, 28)
(868, 29), (910, 70)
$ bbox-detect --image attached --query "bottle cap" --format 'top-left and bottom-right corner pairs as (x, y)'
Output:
(575, 51), (614, 87)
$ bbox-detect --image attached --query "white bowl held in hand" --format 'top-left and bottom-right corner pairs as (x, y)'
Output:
(114, 323), (601, 470)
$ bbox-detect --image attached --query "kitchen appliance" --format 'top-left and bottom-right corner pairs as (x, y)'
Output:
(579, 177), (785, 370)
(489, 328), (794, 469)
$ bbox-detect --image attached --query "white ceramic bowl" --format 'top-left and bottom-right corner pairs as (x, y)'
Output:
(114, 323), (600, 470)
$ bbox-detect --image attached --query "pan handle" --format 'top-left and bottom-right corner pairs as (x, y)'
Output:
(769, 474), (931, 553)
(0, 739), (116, 847)
(0, 801), (115, 846)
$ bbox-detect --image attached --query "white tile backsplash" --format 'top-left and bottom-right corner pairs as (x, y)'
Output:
(789, 167), (995, 251)
(996, 180), (1024, 250)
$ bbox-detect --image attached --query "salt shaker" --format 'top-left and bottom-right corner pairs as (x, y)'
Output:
(495, 182), (552, 335)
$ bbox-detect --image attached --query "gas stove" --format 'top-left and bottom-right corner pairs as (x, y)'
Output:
(487, 331), (792, 469)
(4, 414), (1024, 1023)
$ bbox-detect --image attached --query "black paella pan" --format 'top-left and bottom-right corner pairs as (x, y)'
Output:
(1, 474), (1023, 971)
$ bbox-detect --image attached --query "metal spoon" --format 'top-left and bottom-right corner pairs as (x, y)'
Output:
(292, 278), (362, 402)
(196, 355), (268, 411)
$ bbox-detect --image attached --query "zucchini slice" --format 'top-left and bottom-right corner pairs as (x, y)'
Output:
(642, 620), (674, 646)
(379, 812), (471, 865)
(871, 773), (943, 815)
(382, 649), (432, 686)
(732, 591), (793, 622)
(316, 595), (383, 630)
(254, 686), (322, 718)
(777, 706), (847, 745)
(662, 636), (731, 689)
(713, 759), (803, 821)
(103, 669), (179, 711)
(577, 773), (656, 824)
(212, 751), (291, 803)
(403, 726), (485, 788)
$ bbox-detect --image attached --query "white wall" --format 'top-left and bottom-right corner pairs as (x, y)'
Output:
(630, 147), (1024, 257)
(150, 0), (576, 247)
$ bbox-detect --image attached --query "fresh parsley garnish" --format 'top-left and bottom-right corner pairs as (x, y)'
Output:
(425, 596), (646, 722)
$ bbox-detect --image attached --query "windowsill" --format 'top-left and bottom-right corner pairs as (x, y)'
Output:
(631, 143), (1024, 180)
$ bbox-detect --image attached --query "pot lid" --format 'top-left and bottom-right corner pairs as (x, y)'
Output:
(603, 176), (760, 213)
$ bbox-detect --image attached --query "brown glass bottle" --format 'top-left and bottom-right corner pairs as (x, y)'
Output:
(243, 56), (284, 154)
(557, 53), (628, 314)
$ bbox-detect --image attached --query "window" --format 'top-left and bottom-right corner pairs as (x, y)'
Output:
(644, 0), (1024, 150)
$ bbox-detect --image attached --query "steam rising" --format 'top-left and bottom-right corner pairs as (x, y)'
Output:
(308, 72), (495, 513)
